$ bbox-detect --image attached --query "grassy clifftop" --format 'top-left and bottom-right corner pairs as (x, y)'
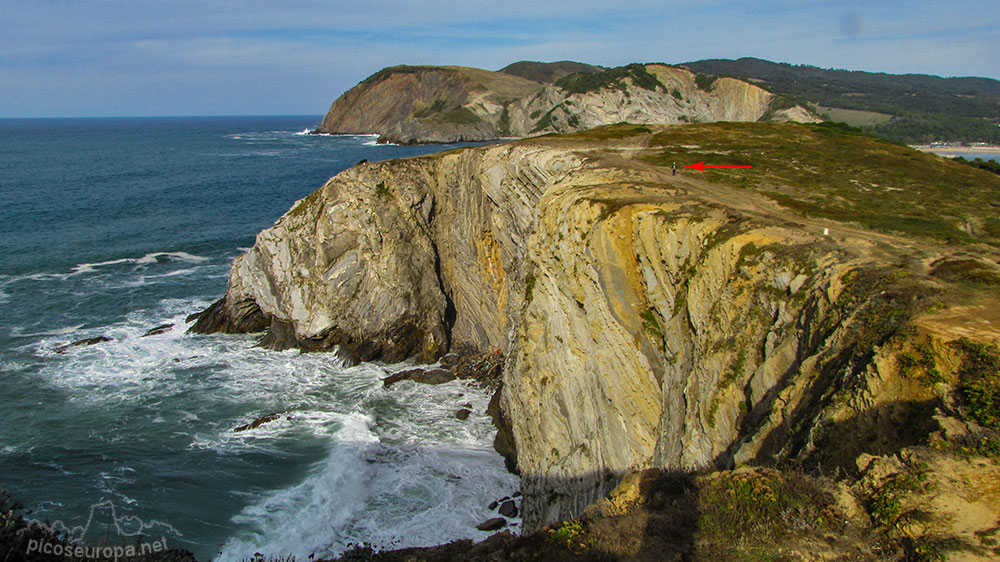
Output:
(561, 121), (1000, 247)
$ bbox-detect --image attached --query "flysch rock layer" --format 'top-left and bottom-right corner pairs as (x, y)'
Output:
(191, 131), (939, 530)
(314, 64), (819, 144)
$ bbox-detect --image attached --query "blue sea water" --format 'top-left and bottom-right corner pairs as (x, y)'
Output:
(0, 117), (518, 561)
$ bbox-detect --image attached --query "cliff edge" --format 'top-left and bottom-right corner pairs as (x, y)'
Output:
(192, 122), (1000, 556)
(313, 62), (818, 144)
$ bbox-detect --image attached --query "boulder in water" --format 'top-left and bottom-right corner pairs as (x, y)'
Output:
(142, 324), (174, 337)
(234, 413), (283, 432)
(54, 336), (112, 354)
(476, 517), (507, 531)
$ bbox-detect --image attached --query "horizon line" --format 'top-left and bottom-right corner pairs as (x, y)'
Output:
(0, 114), (325, 120)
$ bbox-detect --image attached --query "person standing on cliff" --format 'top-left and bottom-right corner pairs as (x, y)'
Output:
(672, 161), (677, 175)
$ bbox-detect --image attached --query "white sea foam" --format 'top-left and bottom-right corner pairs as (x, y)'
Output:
(23, 290), (516, 561)
(216, 413), (379, 561)
(70, 252), (209, 276)
(135, 251), (209, 265)
(215, 421), (518, 561)
(212, 369), (517, 561)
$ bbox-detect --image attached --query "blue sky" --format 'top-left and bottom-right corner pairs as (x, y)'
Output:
(1, 0), (998, 117)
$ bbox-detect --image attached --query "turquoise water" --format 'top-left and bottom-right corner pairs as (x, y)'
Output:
(0, 117), (518, 560)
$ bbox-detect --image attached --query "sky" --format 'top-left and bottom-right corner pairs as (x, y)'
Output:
(1, 0), (998, 118)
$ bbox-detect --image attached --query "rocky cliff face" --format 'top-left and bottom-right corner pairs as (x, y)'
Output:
(192, 123), (999, 532)
(314, 63), (818, 144)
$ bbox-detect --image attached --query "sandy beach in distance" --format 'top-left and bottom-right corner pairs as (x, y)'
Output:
(912, 144), (1000, 155)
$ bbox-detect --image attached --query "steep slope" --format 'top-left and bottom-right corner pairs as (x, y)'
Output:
(499, 60), (603, 83)
(313, 65), (545, 144)
(313, 63), (818, 144)
(192, 122), (1000, 538)
(683, 57), (1000, 143)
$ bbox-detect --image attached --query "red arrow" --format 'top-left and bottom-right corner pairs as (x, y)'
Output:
(684, 161), (753, 172)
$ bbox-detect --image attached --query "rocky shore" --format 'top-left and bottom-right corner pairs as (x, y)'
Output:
(191, 121), (1000, 559)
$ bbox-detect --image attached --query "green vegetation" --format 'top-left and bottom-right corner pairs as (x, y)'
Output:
(953, 339), (1000, 429)
(642, 122), (1000, 247)
(640, 308), (663, 339)
(288, 189), (321, 218)
(682, 57), (1000, 144)
(930, 258), (1000, 286)
(360, 64), (444, 86)
(759, 94), (800, 121)
(413, 98), (450, 118)
(547, 520), (585, 552)
(871, 114), (1000, 145)
(694, 73), (717, 91)
(867, 470), (925, 529)
(699, 471), (831, 547)
(497, 105), (511, 135)
(412, 99), (482, 124)
(432, 107), (482, 124)
(564, 123), (651, 140)
(954, 156), (1000, 176)
(670, 87), (683, 100)
(555, 63), (665, 95)
(897, 341), (944, 385)
(524, 272), (536, 303)
(499, 60), (603, 83)
(530, 108), (556, 133)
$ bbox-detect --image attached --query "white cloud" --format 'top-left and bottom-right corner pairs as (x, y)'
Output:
(0, 0), (996, 116)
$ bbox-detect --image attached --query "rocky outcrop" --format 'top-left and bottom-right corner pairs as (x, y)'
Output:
(313, 63), (819, 144)
(195, 123), (995, 534)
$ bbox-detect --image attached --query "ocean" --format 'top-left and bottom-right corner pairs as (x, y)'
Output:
(0, 116), (518, 561)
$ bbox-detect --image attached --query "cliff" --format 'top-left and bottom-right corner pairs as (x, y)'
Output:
(313, 63), (818, 144)
(192, 122), (1000, 555)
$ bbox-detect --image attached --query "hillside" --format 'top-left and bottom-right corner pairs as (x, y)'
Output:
(194, 122), (1000, 559)
(682, 57), (1000, 144)
(313, 63), (817, 144)
(499, 60), (603, 83)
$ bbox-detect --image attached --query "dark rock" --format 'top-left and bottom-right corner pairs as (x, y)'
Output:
(487, 383), (519, 474)
(463, 402), (473, 409)
(382, 369), (414, 388)
(356, 159), (368, 166)
(450, 345), (505, 389)
(455, 408), (471, 420)
(498, 500), (518, 518)
(54, 336), (113, 354)
(476, 517), (507, 531)
(412, 368), (455, 384)
(234, 413), (282, 432)
(383, 367), (456, 388)
(188, 296), (269, 335)
(142, 324), (174, 337)
(513, 491), (522, 498)
(439, 352), (461, 368)
(488, 500), (499, 511)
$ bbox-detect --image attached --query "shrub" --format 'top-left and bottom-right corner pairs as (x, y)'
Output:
(953, 339), (1000, 429)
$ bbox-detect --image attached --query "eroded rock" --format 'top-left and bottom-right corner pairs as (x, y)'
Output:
(234, 413), (284, 432)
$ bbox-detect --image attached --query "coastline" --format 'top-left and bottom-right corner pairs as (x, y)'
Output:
(911, 144), (1000, 155)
